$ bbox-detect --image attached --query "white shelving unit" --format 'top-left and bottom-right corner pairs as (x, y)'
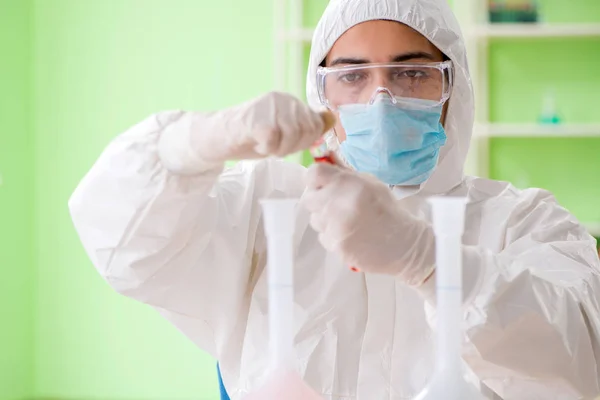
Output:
(455, 1), (600, 239)
(453, 0), (600, 177)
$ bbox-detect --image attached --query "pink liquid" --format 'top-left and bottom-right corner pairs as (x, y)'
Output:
(243, 369), (324, 400)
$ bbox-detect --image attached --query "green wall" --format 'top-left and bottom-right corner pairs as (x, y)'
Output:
(0, 1), (34, 399)
(30, 0), (274, 399)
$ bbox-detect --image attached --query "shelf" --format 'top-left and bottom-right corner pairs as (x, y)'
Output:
(473, 23), (600, 38)
(281, 24), (600, 43)
(475, 123), (600, 137)
(584, 223), (600, 238)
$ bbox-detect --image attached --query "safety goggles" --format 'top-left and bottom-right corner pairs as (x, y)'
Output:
(316, 61), (454, 110)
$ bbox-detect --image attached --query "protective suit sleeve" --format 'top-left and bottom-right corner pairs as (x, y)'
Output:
(419, 189), (600, 399)
(68, 111), (306, 358)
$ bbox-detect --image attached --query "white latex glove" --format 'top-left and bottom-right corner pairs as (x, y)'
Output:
(301, 163), (437, 286)
(158, 91), (334, 174)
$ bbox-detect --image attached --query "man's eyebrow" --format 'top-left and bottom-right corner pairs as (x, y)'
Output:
(328, 52), (438, 67)
(391, 52), (437, 62)
(328, 57), (370, 67)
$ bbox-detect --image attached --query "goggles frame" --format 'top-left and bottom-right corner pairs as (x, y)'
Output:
(316, 60), (454, 110)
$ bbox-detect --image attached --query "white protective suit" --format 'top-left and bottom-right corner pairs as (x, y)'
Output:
(69, 0), (600, 399)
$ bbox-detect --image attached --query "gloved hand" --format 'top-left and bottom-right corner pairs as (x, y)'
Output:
(158, 91), (335, 174)
(301, 163), (437, 286)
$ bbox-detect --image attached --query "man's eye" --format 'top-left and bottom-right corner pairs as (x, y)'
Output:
(339, 73), (364, 83)
(397, 69), (428, 79)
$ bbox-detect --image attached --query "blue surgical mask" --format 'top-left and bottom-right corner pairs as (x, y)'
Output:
(338, 98), (447, 186)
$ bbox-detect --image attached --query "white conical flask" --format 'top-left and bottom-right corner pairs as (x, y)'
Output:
(413, 197), (486, 400)
(243, 199), (324, 400)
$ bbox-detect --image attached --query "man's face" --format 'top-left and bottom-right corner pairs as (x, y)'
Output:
(324, 20), (448, 141)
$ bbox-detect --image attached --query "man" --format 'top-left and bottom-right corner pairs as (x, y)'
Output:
(69, 0), (600, 399)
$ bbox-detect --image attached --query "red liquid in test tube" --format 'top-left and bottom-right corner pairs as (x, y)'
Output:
(312, 155), (336, 165)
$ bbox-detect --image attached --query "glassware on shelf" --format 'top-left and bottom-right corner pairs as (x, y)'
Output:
(538, 88), (562, 125)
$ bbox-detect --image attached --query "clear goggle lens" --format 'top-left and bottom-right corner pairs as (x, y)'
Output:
(317, 61), (453, 110)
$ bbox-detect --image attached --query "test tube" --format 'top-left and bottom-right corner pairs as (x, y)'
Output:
(309, 144), (360, 274)
(309, 136), (337, 165)
(412, 196), (485, 400)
